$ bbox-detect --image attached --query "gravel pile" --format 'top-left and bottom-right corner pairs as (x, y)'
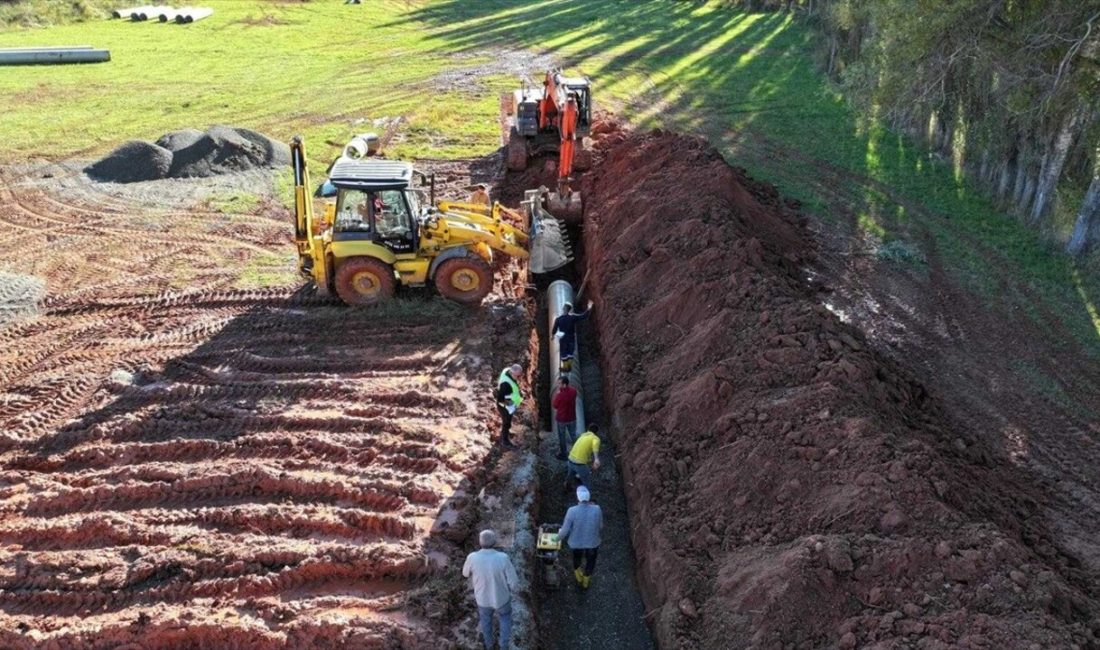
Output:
(86, 126), (290, 183)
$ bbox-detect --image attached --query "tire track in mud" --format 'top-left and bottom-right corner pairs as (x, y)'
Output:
(0, 168), (524, 648)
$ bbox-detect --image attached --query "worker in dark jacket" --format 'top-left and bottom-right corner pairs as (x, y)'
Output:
(495, 364), (522, 449)
(551, 300), (592, 371)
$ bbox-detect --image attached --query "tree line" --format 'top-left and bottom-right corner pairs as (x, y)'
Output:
(727, 0), (1100, 256)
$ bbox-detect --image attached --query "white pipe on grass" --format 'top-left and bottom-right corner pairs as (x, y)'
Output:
(183, 8), (213, 23)
(112, 6), (154, 18)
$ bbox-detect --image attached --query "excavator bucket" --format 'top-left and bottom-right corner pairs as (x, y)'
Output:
(546, 190), (583, 222)
(524, 189), (573, 274)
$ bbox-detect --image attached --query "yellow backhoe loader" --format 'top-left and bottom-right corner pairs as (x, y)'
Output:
(290, 135), (571, 306)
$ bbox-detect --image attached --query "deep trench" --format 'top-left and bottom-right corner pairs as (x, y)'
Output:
(532, 226), (656, 650)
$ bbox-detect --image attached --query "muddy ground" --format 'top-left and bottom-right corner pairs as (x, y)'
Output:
(580, 125), (1100, 649)
(0, 158), (536, 648)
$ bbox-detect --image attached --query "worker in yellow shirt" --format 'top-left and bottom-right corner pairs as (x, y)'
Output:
(565, 424), (601, 489)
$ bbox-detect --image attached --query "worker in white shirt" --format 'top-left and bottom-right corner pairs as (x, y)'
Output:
(462, 529), (519, 649)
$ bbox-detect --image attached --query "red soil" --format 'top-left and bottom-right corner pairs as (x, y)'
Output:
(582, 125), (1100, 649)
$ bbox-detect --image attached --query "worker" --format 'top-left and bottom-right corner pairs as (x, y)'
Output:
(495, 364), (523, 449)
(470, 184), (491, 206)
(462, 529), (519, 650)
(565, 423), (600, 488)
(551, 375), (578, 460)
(551, 300), (593, 372)
(559, 485), (603, 589)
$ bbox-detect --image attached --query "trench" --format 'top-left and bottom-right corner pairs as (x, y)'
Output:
(532, 226), (656, 649)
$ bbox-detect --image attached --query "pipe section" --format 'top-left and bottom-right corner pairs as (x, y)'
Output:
(112, 5), (154, 18)
(0, 48), (110, 65)
(175, 7), (213, 22)
(547, 280), (585, 443)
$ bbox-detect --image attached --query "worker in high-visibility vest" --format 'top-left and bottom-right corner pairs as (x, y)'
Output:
(495, 364), (523, 449)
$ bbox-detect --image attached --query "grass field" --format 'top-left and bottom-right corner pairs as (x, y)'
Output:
(2, 0), (1097, 357)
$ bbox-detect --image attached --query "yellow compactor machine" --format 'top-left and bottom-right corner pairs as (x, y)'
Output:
(290, 136), (570, 306)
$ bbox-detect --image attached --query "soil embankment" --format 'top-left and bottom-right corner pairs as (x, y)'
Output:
(581, 126), (1100, 648)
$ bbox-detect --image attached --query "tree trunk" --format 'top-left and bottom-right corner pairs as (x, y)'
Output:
(1020, 172), (1038, 217)
(1012, 155), (1029, 212)
(1067, 159), (1100, 255)
(998, 159), (1014, 204)
(1030, 110), (1083, 225)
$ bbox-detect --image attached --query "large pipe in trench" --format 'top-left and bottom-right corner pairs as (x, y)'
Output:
(547, 279), (585, 442)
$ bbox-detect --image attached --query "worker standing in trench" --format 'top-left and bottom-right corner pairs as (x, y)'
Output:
(551, 376), (579, 460)
(559, 485), (603, 589)
(495, 364), (523, 450)
(552, 300), (593, 372)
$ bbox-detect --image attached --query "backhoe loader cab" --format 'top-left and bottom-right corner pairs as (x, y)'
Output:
(289, 136), (572, 307)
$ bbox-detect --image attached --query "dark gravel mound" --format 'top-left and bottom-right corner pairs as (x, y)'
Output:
(86, 126), (289, 183)
(231, 126), (291, 168)
(84, 141), (173, 183)
(169, 126), (271, 178)
(155, 128), (205, 153)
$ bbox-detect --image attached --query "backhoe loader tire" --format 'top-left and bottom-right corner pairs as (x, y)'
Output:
(506, 128), (528, 172)
(335, 257), (395, 306)
(435, 256), (493, 304)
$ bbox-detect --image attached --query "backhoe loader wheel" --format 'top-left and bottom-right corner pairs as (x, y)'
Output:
(335, 257), (395, 306)
(435, 256), (493, 304)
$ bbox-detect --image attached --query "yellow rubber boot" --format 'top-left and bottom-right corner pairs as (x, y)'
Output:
(581, 574), (591, 589)
(574, 568), (584, 585)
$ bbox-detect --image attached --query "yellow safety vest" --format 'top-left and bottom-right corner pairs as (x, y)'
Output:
(498, 369), (522, 407)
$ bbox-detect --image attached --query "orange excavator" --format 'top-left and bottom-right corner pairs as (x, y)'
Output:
(502, 69), (592, 219)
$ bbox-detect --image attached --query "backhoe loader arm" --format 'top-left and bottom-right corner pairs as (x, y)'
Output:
(288, 136), (330, 295)
(290, 136), (313, 245)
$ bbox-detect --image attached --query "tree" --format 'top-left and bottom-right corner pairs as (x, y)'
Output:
(1068, 152), (1100, 255)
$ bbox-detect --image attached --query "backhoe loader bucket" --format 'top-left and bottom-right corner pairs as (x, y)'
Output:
(524, 189), (573, 275)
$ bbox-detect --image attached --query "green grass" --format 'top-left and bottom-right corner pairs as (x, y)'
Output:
(0, 0), (503, 167)
(234, 251), (296, 289)
(393, 0), (1100, 358)
(2, 0), (1098, 358)
(207, 191), (260, 214)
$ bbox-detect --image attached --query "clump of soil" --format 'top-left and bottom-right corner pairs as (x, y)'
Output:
(582, 127), (1100, 648)
(86, 126), (290, 183)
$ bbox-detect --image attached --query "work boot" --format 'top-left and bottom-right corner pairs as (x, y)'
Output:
(574, 568), (584, 585)
(581, 574), (591, 589)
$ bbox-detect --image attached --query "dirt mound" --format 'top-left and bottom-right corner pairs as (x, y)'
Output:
(169, 125), (290, 178)
(155, 128), (205, 152)
(84, 140), (173, 182)
(86, 126), (290, 183)
(582, 128), (1100, 649)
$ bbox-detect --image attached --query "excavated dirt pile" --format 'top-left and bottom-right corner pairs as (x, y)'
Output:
(582, 126), (1100, 649)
